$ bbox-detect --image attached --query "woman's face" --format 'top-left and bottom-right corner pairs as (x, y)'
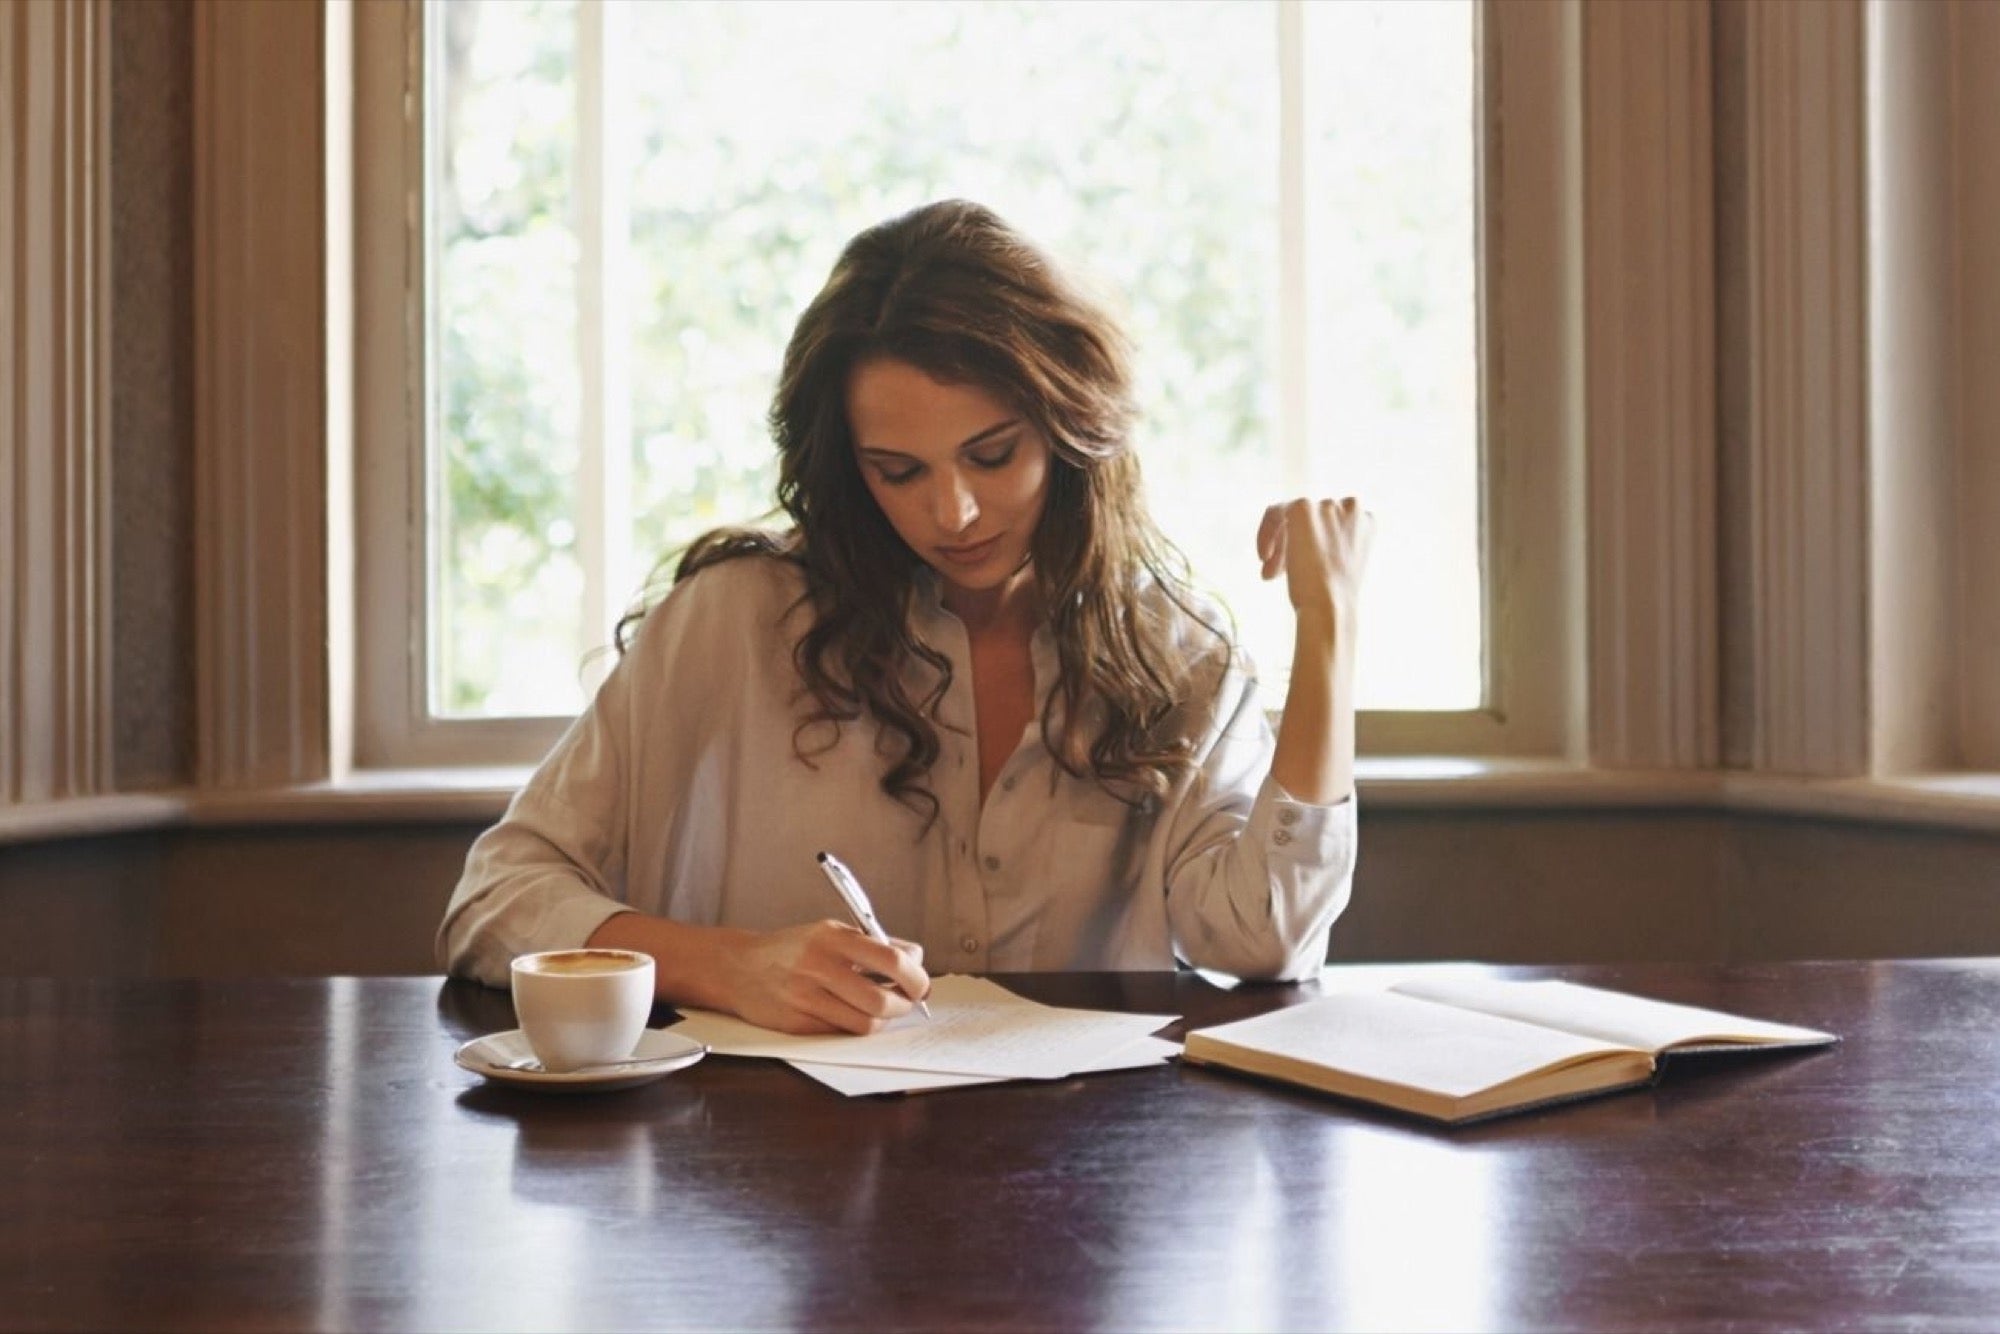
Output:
(846, 356), (1051, 613)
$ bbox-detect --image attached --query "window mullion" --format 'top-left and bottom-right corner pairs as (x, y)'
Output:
(576, 0), (633, 685)
(1276, 0), (1310, 494)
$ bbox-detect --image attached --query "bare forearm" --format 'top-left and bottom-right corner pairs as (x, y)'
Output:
(586, 911), (751, 1011)
(586, 909), (930, 1034)
(1270, 605), (1358, 804)
(1254, 495), (1370, 803)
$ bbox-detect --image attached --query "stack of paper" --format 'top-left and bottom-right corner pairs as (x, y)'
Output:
(666, 975), (1181, 1096)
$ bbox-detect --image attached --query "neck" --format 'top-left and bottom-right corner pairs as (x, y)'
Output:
(942, 562), (1039, 636)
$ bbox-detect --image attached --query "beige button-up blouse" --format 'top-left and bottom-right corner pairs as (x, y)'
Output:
(437, 554), (1357, 986)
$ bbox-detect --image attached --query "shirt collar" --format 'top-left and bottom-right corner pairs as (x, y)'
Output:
(904, 564), (1062, 710)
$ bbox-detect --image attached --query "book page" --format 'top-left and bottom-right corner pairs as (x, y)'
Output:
(1390, 977), (1836, 1053)
(1190, 991), (1637, 1100)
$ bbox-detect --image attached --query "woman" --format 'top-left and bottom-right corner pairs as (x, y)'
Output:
(438, 200), (1372, 1034)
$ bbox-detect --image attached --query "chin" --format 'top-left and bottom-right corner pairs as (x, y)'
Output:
(932, 548), (1032, 599)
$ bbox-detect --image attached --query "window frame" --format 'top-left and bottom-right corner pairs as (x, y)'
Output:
(354, 0), (568, 767)
(1942, 0), (2000, 771)
(351, 0), (1578, 770)
(1864, 0), (2000, 775)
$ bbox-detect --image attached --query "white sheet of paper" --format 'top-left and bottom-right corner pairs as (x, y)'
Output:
(667, 975), (1178, 1080)
(789, 1034), (1183, 1096)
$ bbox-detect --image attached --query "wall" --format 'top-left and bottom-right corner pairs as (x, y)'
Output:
(4, 2), (1995, 980)
(2, 810), (1996, 977)
(110, 0), (196, 790)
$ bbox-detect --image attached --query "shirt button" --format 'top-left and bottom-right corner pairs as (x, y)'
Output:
(1272, 828), (1294, 847)
(1277, 807), (1300, 827)
(983, 855), (1001, 872)
(960, 935), (980, 954)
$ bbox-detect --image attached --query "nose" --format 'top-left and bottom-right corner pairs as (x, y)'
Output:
(932, 470), (978, 535)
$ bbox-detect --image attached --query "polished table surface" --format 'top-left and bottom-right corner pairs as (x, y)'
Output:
(4, 960), (1998, 1332)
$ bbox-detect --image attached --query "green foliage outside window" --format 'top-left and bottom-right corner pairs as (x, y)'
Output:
(432, 0), (1473, 717)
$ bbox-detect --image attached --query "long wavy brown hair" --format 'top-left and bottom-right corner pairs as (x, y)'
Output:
(619, 199), (1229, 821)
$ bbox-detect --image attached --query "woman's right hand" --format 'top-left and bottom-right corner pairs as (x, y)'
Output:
(723, 920), (932, 1035)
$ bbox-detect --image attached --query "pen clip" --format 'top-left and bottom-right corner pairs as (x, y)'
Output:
(816, 851), (885, 939)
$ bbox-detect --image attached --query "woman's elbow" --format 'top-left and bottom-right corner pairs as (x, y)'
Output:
(435, 899), (512, 988)
(1178, 921), (1334, 984)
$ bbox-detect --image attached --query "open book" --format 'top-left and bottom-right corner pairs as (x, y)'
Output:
(1181, 975), (1836, 1125)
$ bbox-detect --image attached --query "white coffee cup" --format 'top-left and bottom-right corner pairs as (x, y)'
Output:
(509, 948), (656, 1072)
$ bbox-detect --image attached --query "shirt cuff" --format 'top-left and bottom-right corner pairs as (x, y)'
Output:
(1249, 774), (1358, 864)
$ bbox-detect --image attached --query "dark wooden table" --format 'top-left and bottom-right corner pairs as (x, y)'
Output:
(3, 960), (1996, 1331)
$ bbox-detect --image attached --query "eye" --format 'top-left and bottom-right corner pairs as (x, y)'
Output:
(968, 440), (1019, 471)
(873, 464), (922, 487)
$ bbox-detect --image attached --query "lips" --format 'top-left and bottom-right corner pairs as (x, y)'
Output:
(936, 534), (1003, 566)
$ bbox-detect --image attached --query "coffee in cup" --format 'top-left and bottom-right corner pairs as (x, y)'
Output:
(510, 948), (656, 1072)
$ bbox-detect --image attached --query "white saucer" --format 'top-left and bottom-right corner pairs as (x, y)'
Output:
(455, 1027), (707, 1092)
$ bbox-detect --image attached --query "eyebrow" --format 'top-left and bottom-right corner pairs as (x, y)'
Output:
(857, 418), (1022, 462)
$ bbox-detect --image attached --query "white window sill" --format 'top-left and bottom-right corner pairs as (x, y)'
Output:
(1356, 759), (2000, 833)
(6, 762), (2000, 846)
(187, 769), (531, 825)
(0, 794), (190, 845)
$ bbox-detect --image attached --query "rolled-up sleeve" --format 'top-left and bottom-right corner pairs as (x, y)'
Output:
(1160, 665), (1358, 980)
(434, 662), (639, 988)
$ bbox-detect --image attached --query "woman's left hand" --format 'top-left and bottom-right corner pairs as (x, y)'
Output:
(1257, 496), (1374, 623)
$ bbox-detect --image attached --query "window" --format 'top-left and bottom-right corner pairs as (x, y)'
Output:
(356, 0), (1568, 769)
(175, 0), (2000, 819)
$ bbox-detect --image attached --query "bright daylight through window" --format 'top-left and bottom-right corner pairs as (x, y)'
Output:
(428, 0), (1477, 719)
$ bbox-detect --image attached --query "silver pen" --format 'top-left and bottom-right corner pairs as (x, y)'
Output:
(815, 850), (932, 1019)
